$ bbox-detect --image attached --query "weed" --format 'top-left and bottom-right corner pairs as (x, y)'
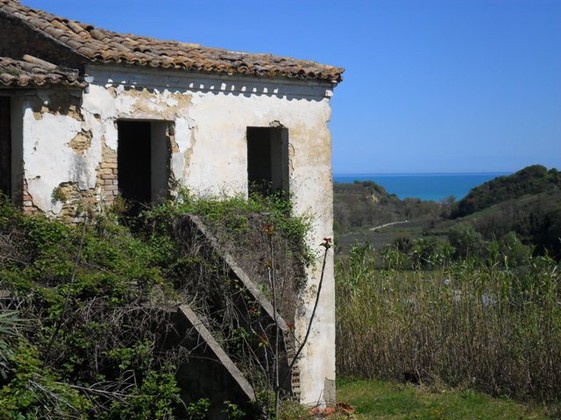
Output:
(0, 191), (316, 418)
(337, 244), (561, 404)
(185, 398), (210, 419)
(222, 400), (246, 419)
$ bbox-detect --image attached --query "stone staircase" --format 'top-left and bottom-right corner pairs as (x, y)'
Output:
(172, 214), (301, 413)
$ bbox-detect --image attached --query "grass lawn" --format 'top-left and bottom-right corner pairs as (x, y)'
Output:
(336, 378), (553, 419)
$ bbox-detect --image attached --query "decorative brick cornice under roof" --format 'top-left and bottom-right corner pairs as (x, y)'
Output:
(0, 1), (344, 84)
(0, 55), (86, 88)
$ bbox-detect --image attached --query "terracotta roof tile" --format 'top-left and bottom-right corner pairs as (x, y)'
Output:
(0, 1), (344, 83)
(0, 55), (86, 88)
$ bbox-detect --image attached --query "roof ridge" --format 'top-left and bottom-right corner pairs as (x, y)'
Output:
(0, 1), (343, 83)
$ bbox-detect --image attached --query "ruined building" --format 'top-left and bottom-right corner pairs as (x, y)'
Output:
(0, 0), (343, 407)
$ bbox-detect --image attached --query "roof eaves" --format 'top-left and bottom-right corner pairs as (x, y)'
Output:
(0, 55), (87, 89)
(0, 0), (344, 84)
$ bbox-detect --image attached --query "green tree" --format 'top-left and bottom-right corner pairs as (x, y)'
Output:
(448, 223), (485, 259)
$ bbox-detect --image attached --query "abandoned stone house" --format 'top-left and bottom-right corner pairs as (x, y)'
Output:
(0, 0), (343, 408)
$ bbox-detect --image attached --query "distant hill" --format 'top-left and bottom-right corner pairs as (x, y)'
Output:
(452, 165), (561, 218)
(333, 166), (561, 258)
(448, 165), (561, 258)
(333, 180), (444, 250)
(333, 180), (441, 229)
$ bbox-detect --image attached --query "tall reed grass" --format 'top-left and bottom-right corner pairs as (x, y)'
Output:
(336, 245), (561, 402)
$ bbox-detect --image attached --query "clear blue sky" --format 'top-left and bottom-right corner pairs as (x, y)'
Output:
(23, 0), (561, 174)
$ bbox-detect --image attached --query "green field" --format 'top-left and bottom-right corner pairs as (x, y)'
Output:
(337, 378), (552, 419)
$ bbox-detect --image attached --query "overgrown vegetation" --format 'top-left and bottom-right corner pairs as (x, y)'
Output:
(0, 197), (184, 418)
(0, 190), (314, 418)
(3, 164), (558, 417)
(141, 190), (317, 417)
(336, 242), (561, 410)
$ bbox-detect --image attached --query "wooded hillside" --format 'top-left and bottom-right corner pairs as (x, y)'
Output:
(334, 165), (561, 259)
(452, 165), (561, 217)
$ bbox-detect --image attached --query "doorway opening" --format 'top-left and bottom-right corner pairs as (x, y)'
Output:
(117, 120), (170, 215)
(247, 126), (289, 196)
(0, 97), (11, 199)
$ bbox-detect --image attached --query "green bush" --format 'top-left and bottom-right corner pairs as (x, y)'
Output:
(106, 370), (181, 419)
(0, 343), (91, 418)
(0, 192), (311, 417)
(0, 200), (184, 417)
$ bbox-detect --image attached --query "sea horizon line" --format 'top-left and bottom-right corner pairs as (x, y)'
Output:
(334, 171), (512, 177)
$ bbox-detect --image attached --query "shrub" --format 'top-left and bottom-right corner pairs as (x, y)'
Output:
(0, 192), (313, 417)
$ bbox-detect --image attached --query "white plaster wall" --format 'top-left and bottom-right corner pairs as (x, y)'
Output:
(21, 91), (101, 215)
(22, 65), (338, 405)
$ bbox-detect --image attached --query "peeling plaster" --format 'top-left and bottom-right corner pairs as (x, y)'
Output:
(82, 85), (118, 120)
(21, 66), (337, 405)
(173, 117), (191, 182)
(24, 109), (81, 213)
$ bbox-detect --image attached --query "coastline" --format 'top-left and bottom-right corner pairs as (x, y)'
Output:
(333, 172), (511, 201)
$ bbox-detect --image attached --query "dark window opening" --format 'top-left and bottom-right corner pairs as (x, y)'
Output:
(117, 120), (170, 215)
(0, 97), (11, 199)
(247, 126), (289, 196)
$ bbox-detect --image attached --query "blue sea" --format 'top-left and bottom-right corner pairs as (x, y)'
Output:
(333, 172), (511, 201)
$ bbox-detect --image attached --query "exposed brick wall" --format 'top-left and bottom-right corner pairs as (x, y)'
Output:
(98, 144), (118, 206)
(53, 182), (96, 222)
(29, 91), (84, 121)
(22, 179), (38, 215)
(39, 145), (119, 220)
